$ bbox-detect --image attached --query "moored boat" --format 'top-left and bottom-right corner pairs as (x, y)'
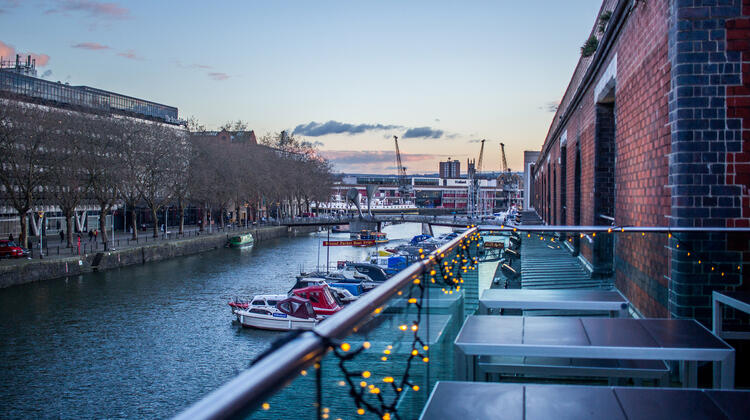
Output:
(228, 233), (254, 247)
(233, 295), (318, 331)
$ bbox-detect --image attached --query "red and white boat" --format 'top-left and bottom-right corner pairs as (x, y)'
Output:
(228, 285), (343, 331)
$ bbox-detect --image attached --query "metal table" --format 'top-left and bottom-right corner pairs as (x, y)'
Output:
(712, 291), (750, 340)
(479, 289), (628, 316)
(420, 381), (750, 420)
(454, 316), (735, 389)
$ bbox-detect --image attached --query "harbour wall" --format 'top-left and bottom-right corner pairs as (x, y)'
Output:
(0, 225), (318, 289)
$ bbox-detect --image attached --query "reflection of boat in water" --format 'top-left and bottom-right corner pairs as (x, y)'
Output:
(230, 285), (343, 331)
(228, 233), (254, 248)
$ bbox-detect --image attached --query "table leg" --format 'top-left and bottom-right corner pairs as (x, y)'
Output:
(712, 297), (722, 338)
(454, 347), (467, 381)
(687, 362), (697, 388)
(716, 352), (735, 390)
(680, 361), (697, 388)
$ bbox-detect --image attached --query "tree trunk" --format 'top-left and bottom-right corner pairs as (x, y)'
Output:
(151, 207), (159, 238)
(65, 211), (75, 247)
(99, 205), (109, 251)
(130, 208), (138, 240)
(18, 211), (28, 249)
(178, 201), (185, 234)
(219, 208), (225, 228)
(200, 205), (206, 232)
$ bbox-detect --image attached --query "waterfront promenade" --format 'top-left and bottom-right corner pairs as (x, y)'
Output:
(0, 223), (316, 288)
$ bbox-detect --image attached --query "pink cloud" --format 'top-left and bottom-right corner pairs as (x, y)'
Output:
(207, 72), (230, 81)
(117, 49), (141, 60)
(47, 0), (129, 19)
(0, 40), (50, 67)
(72, 42), (110, 50)
(174, 60), (213, 70)
(0, 40), (13, 58)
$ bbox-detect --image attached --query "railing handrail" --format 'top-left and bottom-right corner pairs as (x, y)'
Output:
(476, 224), (750, 233)
(174, 227), (479, 420)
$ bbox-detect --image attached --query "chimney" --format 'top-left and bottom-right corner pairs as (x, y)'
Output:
(27, 55), (31, 66)
(16, 54), (20, 67)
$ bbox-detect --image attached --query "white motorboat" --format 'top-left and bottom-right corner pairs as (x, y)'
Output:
(232, 294), (319, 331)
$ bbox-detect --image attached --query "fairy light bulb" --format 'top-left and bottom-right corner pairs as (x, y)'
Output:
(341, 343), (351, 352)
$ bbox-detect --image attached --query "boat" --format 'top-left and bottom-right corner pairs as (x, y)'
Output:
(228, 233), (254, 248)
(331, 225), (349, 233)
(299, 266), (376, 296)
(233, 295), (318, 331)
(229, 285), (344, 316)
(289, 278), (358, 304)
(353, 230), (388, 245)
(338, 261), (390, 282)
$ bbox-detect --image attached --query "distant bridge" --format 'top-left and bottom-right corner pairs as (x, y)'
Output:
(279, 214), (494, 229)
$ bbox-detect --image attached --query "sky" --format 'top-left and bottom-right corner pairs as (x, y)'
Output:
(1, 0), (604, 174)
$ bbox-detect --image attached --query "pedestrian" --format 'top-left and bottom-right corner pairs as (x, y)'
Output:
(77, 234), (81, 255)
(8, 233), (14, 242)
(93, 229), (98, 241)
(88, 230), (94, 242)
(59, 230), (65, 242)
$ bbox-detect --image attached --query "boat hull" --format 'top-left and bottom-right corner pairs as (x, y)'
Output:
(229, 233), (254, 248)
(235, 311), (316, 331)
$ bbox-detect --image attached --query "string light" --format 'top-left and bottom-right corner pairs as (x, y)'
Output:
(323, 232), (479, 420)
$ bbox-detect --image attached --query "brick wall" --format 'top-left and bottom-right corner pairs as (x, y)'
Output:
(668, 0), (748, 323)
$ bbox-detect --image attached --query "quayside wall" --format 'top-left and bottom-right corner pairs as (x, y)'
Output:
(0, 225), (317, 288)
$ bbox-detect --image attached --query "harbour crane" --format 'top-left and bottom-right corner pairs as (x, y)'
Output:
(468, 139), (486, 217)
(500, 142), (508, 173)
(477, 139), (485, 174)
(499, 142), (519, 209)
(393, 136), (412, 201)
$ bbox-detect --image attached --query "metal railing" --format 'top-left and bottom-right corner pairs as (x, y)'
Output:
(174, 227), (479, 420)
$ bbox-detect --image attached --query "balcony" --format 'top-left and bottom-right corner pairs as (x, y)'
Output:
(175, 225), (750, 419)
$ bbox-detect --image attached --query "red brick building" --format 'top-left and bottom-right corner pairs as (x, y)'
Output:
(531, 0), (750, 322)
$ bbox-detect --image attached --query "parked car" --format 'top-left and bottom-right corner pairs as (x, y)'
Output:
(0, 240), (29, 258)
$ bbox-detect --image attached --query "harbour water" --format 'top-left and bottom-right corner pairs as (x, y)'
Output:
(0, 223), (446, 419)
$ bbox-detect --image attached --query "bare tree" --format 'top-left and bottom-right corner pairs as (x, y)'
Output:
(81, 116), (124, 250)
(0, 100), (57, 248)
(48, 112), (91, 247)
(136, 124), (183, 238)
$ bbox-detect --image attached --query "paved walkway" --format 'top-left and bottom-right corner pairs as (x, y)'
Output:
(1, 223), (267, 264)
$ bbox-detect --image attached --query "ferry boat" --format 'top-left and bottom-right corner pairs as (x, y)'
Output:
(228, 233), (254, 248)
(353, 230), (388, 245)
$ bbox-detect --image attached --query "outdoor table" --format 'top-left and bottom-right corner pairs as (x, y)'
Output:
(454, 316), (735, 389)
(478, 288), (628, 316)
(419, 381), (750, 420)
(712, 291), (750, 340)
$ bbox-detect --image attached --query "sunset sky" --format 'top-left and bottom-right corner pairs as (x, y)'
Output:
(1, 0), (603, 174)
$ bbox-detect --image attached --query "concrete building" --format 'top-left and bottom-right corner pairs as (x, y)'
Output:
(439, 159), (461, 178)
(530, 0), (750, 323)
(0, 57), (185, 238)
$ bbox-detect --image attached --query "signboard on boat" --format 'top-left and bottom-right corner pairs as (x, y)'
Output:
(484, 241), (505, 249)
(323, 240), (376, 246)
